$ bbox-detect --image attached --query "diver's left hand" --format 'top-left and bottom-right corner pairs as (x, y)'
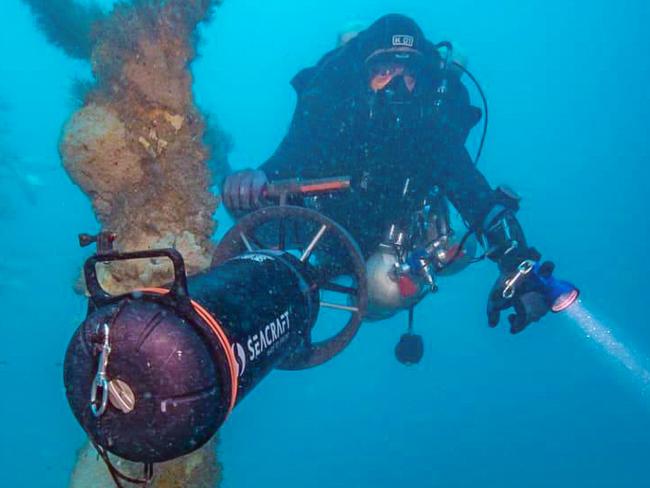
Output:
(487, 262), (554, 334)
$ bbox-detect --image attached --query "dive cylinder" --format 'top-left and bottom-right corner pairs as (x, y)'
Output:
(365, 243), (427, 320)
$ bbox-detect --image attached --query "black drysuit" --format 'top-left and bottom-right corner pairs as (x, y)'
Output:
(260, 26), (499, 258)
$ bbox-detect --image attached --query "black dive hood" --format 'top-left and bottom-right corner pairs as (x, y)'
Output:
(357, 13), (432, 63)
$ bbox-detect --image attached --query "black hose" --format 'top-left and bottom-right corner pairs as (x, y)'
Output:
(452, 60), (489, 166)
(444, 227), (475, 266)
(432, 42), (489, 166)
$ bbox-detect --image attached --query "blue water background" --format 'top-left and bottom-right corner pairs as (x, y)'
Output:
(1, 0), (649, 486)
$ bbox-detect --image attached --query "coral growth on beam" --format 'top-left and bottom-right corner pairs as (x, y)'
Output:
(50, 0), (230, 294)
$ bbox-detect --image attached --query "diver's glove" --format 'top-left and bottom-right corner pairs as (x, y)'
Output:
(487, 260), (555, 334)
(222, 169), (268, 213)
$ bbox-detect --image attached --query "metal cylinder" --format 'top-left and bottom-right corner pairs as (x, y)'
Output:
(64, 250), (319, 463)
(365, 244), (426, 320)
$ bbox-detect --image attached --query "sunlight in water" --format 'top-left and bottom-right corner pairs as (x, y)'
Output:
(567, 301), (650, 395)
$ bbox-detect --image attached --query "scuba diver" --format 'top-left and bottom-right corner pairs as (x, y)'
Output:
(222, 13), (575, 347)
(60, 15), (581, 474)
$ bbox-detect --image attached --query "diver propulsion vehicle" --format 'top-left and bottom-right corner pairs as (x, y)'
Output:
(64, 178), (368, 479)
(64, 174), (476, 477)
(64, 175), (579, 482)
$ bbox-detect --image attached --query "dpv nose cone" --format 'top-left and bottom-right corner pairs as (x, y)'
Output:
(64, 298), (227, 463)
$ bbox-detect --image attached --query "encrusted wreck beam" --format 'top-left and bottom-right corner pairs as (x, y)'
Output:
(25, 1), (230, 486)
(25, 0), (231, 293)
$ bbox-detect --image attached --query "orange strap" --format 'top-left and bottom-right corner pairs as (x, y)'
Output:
(139, 288), (239, 416)
(299, 180), (350, 193)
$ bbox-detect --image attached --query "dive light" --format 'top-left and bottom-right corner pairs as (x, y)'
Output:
(503, 260), (579, 313)
(534, 263), (580, 312)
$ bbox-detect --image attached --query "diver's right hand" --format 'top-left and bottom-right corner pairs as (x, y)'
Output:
(222, 169), (268, 213)
(486, 261), (554, 334)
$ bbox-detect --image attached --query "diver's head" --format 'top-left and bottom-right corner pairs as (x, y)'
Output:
(361, 14), (431, 127)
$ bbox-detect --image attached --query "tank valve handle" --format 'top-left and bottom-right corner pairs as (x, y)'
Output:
(79, 231), (117, 254)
